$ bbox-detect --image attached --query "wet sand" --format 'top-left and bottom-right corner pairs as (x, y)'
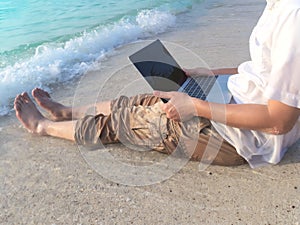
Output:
(1, 0), (299, 224)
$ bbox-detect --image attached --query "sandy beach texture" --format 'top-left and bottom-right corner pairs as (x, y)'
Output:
(1, 0), (299, 224)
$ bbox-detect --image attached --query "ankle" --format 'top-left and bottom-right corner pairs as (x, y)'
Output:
(62, 107), (72, 120)
(50, 106), (72, 121)
(36, 119), (50, 135)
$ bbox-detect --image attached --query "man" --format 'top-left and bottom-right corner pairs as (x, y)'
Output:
(14, 0), (300, 168)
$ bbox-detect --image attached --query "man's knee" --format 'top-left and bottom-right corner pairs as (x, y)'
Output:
(75, 114), (118, 146)
(110, 94), (160, 111)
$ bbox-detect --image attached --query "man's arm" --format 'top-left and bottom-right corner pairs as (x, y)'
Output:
(211, 68), (238, 75)
(184, 67), (238, 76)
(153, 91), (300, 135)
(193, 98), (300, 135)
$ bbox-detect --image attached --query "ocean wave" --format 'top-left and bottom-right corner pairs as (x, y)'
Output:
(0, 8), (178, 116)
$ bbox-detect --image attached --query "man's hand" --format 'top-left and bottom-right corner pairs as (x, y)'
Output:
(153, 91), (197, 122)
(183, 67), (214, 77)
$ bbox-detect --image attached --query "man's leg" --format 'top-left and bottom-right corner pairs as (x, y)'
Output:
(32, 88), (158, 121)
(15, 91), (161, 144)
(16, 92), (245, 166)
(74, 94), (162, 146)
(15, 92), (76, 141)
(32, 88), (111, 121)
(73, 94), (245, 166)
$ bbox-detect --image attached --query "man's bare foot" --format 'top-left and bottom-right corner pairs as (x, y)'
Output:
(32, 88), (71, 121)
(14, 92), (49, 135)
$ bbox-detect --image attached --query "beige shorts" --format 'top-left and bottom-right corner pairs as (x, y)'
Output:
(75, 94), (246, 166)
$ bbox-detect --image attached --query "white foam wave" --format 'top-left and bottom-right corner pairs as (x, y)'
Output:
(0, 9), (176, 116)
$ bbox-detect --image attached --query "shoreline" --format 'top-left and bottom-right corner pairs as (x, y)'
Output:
(1, 0), (300, 224)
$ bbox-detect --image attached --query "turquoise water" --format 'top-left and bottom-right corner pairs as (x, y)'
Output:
(0, 0), (203, 115)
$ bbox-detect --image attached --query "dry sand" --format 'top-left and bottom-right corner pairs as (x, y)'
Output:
(1, 0), (299, 224)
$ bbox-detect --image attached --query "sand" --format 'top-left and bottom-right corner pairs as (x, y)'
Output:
(1, 0), (299, 224)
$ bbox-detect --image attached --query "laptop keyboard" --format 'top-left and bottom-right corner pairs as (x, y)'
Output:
(182, 76), (217, 100)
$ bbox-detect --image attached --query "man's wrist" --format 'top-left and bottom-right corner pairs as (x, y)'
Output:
(210, 69), (217, 75)
(192, 97), (204, 117)
(212, 68), (238, 75)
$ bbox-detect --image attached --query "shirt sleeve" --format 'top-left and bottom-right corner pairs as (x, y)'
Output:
(265, 7), (300, 108)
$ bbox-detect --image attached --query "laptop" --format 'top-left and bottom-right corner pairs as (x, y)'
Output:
(129, 39), (232, 104)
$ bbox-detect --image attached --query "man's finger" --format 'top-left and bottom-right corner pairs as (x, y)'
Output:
(182, 68), (190, 76)
(153, 90), (173, 99)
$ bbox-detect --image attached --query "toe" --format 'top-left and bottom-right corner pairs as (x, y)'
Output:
(14, 101), (21, 112)
(15, 94), (23, 104)
(32, 88), (38, 97)
(32, 88), (41, 98)
(22, 92), (30, 100)
(41, 89), (51, 98)
(33, 88), (50, 99)
(21, 92), (32, 105)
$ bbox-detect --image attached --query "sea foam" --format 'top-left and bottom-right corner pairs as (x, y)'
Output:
(0, 9), (176, 116)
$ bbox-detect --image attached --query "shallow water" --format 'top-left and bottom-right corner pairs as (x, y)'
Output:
(0, 0), (208, 115)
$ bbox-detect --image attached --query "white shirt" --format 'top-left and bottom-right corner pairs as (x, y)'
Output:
(212, 0), (300, 168)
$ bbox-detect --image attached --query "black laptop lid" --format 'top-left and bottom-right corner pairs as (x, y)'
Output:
(129, 39), (187, 92)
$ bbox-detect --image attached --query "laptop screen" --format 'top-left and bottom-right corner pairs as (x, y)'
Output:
(129, 40), (187, 92)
